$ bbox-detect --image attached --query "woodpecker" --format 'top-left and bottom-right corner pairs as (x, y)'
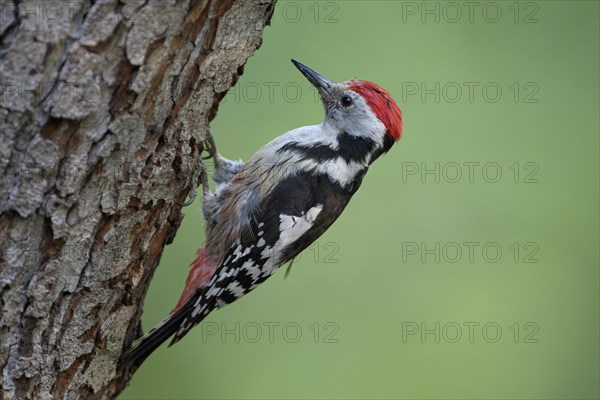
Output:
(118, 60), (402, 370)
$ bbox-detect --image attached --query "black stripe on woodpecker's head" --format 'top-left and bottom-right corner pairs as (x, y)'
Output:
(369, 134), (395, 164)
(337, 132), (377, 163)
(278, 133), (376, 164)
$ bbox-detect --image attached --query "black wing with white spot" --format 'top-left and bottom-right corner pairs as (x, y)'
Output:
(171, 169), (366, 344)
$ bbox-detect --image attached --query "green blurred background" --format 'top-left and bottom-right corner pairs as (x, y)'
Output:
(122, 1), (599, 398)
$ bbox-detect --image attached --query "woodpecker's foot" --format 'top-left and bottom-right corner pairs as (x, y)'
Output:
(201, 133), (218, 161)
(183, 139), (211, 207)
(198, 128), (244, 187)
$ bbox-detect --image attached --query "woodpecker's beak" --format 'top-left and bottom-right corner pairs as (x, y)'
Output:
(292, 59), (333, 99)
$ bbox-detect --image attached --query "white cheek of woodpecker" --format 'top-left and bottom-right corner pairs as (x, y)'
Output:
(118, 59), (403, 372)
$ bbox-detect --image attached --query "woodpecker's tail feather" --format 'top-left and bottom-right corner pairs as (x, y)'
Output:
(118, 249), (218, 372)
(117, 297), (196, 371)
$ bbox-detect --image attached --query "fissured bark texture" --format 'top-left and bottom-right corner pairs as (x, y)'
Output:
(0, 1), (275, 398)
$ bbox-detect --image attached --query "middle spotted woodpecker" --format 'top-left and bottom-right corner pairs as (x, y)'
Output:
(119, 60), (403, 370)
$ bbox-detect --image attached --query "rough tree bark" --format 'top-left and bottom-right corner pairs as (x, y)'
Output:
(0, 0), (275, 398)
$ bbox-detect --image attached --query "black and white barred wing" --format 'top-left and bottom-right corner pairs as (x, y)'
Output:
(172, 171), (355, 344)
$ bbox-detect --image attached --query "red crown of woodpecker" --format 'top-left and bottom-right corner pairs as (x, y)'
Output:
(349, 80), (403, 141)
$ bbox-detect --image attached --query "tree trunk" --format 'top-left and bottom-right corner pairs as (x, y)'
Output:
(0, 0), (275, 398)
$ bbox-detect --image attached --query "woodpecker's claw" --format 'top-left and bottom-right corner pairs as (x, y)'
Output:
(182, 155), (205, 206)
(201, 135), (218, 161)
(183, 132), (216, 207)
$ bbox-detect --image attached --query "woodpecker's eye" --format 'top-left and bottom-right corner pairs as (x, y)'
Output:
(341, 95), (353, 108)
